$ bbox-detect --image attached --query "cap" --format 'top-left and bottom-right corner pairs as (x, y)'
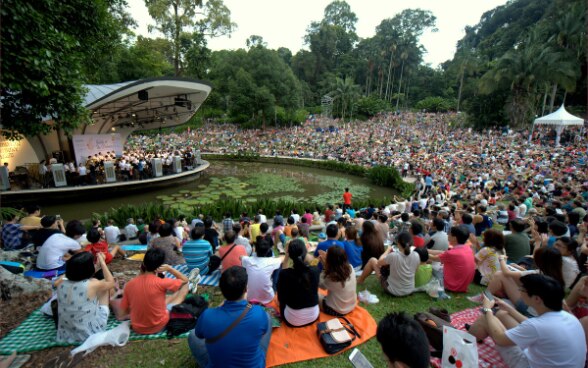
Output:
(318, 232), (327, 240)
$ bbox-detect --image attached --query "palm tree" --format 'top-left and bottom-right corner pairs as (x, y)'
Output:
(395, 50), (409, 111)
(330, 76), (360, 121)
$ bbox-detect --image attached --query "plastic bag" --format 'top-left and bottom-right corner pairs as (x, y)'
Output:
(70, 321), (130, 356)
(441, 326), (478, 368)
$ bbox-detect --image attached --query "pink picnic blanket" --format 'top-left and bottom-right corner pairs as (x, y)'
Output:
(431, 307), (507, 368)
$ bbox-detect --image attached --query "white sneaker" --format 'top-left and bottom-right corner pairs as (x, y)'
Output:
(366, 293), (380, 304)
(358, 290), (370, 303)
(188, 268), (201, 293)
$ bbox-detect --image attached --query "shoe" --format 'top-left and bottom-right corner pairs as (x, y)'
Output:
(188, 268), (201, 294)
(367, 293), (380, 304)
(358, 290), (370, 303)
(429, 307), (451, 322)
(467, 293), (484, 304)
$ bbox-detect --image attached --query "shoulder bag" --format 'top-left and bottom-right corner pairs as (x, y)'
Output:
(317, 316), (360, 354)
(208, 244), (237, 274)
(205, 303), (252, 344)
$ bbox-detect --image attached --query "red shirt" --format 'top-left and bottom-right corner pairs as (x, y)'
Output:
(121, 274), (183, 334)
(343, 192), (352, 205)
(218, 244), (247, 272)
(413, 236), (425, 248)
(439, 244), (475, 293)
(85, 240), (113, 264)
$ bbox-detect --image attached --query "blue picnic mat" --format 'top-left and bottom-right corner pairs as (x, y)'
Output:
(166, 265), (221, 287)
(23, 269), (65, 279)
(0, 309), (188, 354)
(121, 245), (148, 252)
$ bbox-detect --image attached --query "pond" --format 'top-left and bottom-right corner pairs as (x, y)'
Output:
(43, 160), (398, 220)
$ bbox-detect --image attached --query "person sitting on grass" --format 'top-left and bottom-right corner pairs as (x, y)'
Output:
(277, 239), (320, 327)
(85, 228), (126, 264)
(242, 239), (281, 305)
(357, 232), (420, 297)
(377, 312), (430, 368)
(469, 229), (505, 286)
(428, 225), (476, 293)
(56, 252), (114, 343)
(1, 211), (40, 251)
(468, 274), (586, 368)
(217, 230), (247, 272)
(36, 219), (86, 271)
(342, 226), (363, 273)
(120, 248), (188, 334)
(188, 266), (271, 367)
(477, 247), (565, 313)
(413, 247), (432, 289)
(150, 222), (184, 266)
(313, 224), (345, 267)
(182, 225), (213, 275)
(318, 246), (357, 316)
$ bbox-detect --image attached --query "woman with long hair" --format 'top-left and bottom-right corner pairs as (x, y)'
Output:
(554, 237), (580, 289)
(319, 246), (357, 316)
(150, 223), (185, 265)
(357, 232), (420, 297)
(56, 252), (115, 343)
(485, 247), (564, 313)
(277, 239), (320, 327)
(360, 220), (385, 267)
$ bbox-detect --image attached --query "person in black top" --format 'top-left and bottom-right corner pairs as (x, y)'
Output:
(33, 215), (65, 249)
(277, 239), (320, 327)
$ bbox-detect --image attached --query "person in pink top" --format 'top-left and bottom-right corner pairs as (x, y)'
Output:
(217, 230), (247, 272)
(428, 226), (476, 293)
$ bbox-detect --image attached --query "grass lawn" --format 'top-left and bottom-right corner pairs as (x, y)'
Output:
(97, 278), (484, 368)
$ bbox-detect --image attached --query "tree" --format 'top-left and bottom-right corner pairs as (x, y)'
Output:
(1, 0), (131, 139)
(117, 36), (174, 80)
(330, 76), (360, 121)
(323, 0), (358, 33)
(145, 0), (235, 75)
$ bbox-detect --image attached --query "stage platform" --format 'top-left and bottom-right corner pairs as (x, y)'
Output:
(0, 161), (210, 206)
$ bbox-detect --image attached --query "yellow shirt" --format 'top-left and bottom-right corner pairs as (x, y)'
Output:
(20, 216), (41, 227)
(250, 223), (261, 243)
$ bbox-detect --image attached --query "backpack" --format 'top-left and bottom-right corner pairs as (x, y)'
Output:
(166, 295), (208, 338)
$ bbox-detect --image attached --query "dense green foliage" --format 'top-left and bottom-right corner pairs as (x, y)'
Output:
(3, 0), (586, 138)
(0, 0), (132, 139)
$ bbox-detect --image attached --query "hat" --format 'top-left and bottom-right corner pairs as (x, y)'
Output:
(318, 233), (327, 240)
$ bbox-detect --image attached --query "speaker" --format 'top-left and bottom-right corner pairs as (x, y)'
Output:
(138, 90), (148, 101)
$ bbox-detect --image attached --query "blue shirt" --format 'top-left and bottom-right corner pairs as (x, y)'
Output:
(195, 300), (269, 368)
(314, 239), (345, 271)
(346, 208), (356, 218)
(1, 223), (23, 250)
(183, 239), (212, 275)
(343, 240), (363, 269)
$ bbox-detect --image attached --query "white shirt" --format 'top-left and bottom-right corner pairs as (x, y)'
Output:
(125, 224), (139, 238)
(242, 256), (281, 304)
(37, 233), (81, 270)
(506, 311), (586, 368)
(104, 225), (121, 244)
(291, 214), (300, 223)
(258, 214), (267, 223)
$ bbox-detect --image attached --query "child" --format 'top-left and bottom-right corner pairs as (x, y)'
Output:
(414, 247), (432, 288)
(85, 228), (126, 264)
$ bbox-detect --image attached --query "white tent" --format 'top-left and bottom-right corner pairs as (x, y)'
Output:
(530, 105), (585, 145)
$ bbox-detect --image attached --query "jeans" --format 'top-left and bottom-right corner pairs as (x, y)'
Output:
(188, 312), (272, 367)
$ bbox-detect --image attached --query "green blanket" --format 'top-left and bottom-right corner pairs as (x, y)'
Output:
(0, 309), (188, 354)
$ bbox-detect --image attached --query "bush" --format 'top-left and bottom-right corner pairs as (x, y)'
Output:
(414, 96), (456, 113)
(354, 95), (390, 117)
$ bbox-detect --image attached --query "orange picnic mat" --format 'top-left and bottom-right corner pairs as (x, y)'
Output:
(265, 304), (377, 367)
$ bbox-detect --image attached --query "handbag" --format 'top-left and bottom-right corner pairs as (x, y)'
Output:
(317, 317), (360, 354)
(414, 312), (453, 351)
(208, 244), (237, 274)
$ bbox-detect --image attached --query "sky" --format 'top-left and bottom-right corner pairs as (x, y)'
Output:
(127, 0), (509, 67)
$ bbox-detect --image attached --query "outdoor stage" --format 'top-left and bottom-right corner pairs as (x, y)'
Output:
(0, 161), (210, 207)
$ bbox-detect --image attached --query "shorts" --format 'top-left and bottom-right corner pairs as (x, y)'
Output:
(495, 345), (530, 368)
(379, 273), (390, 290)
(322, 300), (345, 317)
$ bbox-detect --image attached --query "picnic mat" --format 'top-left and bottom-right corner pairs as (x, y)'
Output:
(0, 309), (189, 354)
(430, 307), (507, 368)
(22, 269), (65, 279)
(166, 264), (221, 287)
(121, 245), (148, 252)
(265, 304), (377, 367)
(126, 254), (145, 262)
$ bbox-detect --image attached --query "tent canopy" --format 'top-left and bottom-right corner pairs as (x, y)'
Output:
(533, 105), (584, 126)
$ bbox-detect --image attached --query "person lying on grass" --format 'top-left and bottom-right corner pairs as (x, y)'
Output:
(357, 232), (420, 297)
(120, 248), (188, 334)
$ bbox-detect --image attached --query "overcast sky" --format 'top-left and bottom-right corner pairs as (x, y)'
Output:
(127, 0), (508, 67)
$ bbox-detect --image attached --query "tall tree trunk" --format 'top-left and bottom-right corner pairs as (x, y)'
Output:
(395, 59), (405, 111)
(562, 91), (568, 106)
(403, 76), (410, 110)
(456, 70), (464, 112)
(541, 85), (548, 116)
(384, 51), (394, 101)
(174, 2), (180, 76)
(549, 83), (558, 112)
(389, 67), (396, 103)
(378, 68), (384, 97)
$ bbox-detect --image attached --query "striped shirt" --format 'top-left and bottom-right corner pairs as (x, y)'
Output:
(183, 239), (213, 275)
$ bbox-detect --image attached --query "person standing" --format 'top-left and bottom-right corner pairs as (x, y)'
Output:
(342, 188), (352, 212)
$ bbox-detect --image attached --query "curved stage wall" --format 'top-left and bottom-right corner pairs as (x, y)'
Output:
(0, 161), (210, 207)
